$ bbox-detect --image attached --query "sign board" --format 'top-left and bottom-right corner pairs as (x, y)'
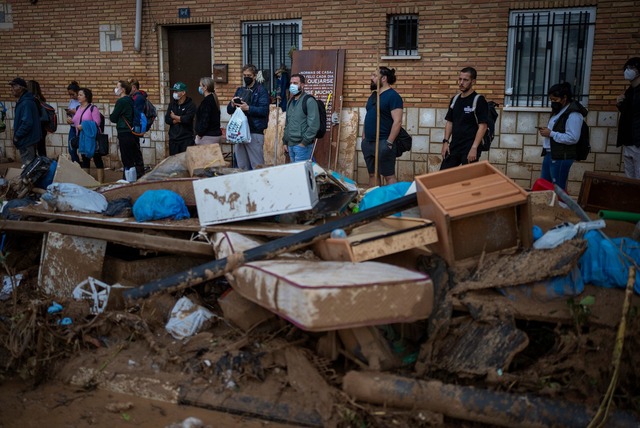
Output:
(292, 49), (345, 169)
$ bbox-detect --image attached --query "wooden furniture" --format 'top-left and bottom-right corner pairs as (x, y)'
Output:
(415, 161), (532, 266)
(578, 171), (640, 214)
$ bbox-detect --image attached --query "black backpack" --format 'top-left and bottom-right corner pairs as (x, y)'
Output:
(300, 93), (327, 139)
(575, 120), (591, 161)
(39, 100), (58, 133)
(450, 94), (498, 151)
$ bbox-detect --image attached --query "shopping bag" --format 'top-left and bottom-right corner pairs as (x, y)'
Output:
(226, 108), (251, 144)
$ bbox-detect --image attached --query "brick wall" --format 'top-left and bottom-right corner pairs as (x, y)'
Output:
(0, 0), (633, 192)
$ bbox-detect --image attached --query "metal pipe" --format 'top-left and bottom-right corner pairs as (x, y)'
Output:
(134, 0), (142, 52)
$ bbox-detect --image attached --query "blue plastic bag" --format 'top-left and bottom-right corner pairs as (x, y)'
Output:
(132, 190), (190, 222)
(580, 230), (640, 293)
(359, 182), (412, 213)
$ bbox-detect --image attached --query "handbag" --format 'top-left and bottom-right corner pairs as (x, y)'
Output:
(70, 136), (80, 150)
(395, 127), (412, 157)
(95, 133), (109, 156)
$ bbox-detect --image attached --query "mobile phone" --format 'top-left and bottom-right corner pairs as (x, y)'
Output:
(233, 97), (242, 104)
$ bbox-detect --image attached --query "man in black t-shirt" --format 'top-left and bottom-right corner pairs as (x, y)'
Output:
(440, 67), (489, 170)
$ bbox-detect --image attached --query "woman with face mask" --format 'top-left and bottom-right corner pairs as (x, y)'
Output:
(164, 81), (196, 155)
(109, 80), (143, 182)
(538, 82), (588, 190)
(194, 77), (222, 145)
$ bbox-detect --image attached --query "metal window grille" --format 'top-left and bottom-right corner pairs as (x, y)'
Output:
(506, 8), (596, 107)
(242, 20), (301, 94)
(388, 15), (418, 56)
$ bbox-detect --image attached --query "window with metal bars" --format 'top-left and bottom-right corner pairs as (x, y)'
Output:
(242, 20), (302, 94)
(505, 7), (596, 108)
(387, 15), (418, 56)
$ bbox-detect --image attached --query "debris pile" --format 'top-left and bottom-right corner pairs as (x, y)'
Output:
(0, 154), (639, 427)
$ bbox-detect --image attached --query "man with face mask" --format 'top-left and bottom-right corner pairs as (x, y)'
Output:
(616, 57), (640, 179)
(227, 64), (270, 170)
(164, 82), (195, 155)
(282, 73), (320, 163)
(440, 67), (489, 170)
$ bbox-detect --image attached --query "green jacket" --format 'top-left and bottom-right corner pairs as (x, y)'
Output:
(283, 93), (320, 146)
(109, 96), (134, 133)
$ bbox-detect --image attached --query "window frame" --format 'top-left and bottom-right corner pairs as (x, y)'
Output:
(387, 14), (419, 57)
(242, 19), (302, 94)
(505, 7), (596, 109)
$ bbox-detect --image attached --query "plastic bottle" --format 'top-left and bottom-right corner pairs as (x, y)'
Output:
(330, 229), (347, 239)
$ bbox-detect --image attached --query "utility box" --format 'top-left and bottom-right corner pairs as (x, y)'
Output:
(416, 161), (532, 266)
(193, 161), (319, 226)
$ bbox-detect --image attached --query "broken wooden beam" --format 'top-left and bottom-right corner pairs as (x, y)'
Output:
(0, 220), (213, 257)
(123, 193), (418, 300)
(342, 371), (640, 428)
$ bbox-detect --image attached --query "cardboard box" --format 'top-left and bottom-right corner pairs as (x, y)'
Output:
(416, 161), (532, 265)
(185, 144), (226, 177)
(193, 161), (319, 226)
(313, 216), (438, 262)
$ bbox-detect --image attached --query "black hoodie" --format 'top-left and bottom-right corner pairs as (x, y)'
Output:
(164, 96), (196, 143)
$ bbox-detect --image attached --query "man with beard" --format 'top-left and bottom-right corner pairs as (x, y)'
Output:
(440, 67), (489, 170)
(362, 67), (403, 187)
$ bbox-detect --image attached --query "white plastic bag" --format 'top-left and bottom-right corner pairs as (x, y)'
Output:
(124, 167), (137, 183)
(226, 108), (251, 144)
(42, 183), (108, 213)
(165, 297), (217, 339)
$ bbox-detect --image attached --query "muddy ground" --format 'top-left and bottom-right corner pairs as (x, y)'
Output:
(0, 187), (639, 427)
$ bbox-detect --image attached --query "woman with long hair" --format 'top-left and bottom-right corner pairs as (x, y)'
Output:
(537, 82), (587, 190)
(194, 77), (222, 145)
(71, 88), (105, 182)
(26, 80), (48, 157)
(66, 81), (81, 163)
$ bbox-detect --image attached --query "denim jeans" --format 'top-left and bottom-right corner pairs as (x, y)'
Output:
(289, 144), (313, 163)
(541, 151), (574, 190)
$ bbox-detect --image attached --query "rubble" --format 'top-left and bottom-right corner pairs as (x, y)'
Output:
(0, 154), (638, 427)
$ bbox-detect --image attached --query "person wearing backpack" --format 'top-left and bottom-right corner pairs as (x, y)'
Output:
(616, 57), (640, 179)
(111, 80), (144, 182)
(26, 80), (49, 157)
(71, 88), (105, 182)
(227, 64), (270, 170)
(440, 67), (489, 171)
(282, 73), (320, 163)
(538, 82), (587, 190)
(9, 77), (41, 166)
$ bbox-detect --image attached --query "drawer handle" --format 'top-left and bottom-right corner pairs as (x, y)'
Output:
(472, 191), (481, 196)
(461, 182), (471, 186)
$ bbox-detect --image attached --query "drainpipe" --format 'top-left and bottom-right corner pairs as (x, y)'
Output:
(134, 0), (142, 52)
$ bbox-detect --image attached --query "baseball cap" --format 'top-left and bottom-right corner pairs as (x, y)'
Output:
(171, 82), (187, 91)
(9, 77), (27, 88)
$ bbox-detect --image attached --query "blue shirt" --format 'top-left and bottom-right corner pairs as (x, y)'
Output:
(364, 88), (403, 142)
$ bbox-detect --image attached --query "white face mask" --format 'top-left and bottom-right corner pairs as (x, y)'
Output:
(624, 68), (638, 81)
(289, 83), (300, 96)
(172, 92), (181, 101)
(114, 87), (121, 96)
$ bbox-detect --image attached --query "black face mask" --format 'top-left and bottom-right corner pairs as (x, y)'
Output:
(550, 101), (563, 113)
(244, 76), (254, 86)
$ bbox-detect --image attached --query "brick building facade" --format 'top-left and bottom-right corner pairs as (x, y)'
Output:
(0, 0), (635, 194)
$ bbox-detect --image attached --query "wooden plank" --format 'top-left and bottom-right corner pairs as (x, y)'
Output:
(11, 206), (312, 236)
(0, 220), (214, 256)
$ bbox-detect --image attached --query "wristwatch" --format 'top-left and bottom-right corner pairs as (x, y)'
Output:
(442, 138), (449, 143)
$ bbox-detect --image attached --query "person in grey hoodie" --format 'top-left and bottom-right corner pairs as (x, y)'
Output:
(9, 77), (41, 166)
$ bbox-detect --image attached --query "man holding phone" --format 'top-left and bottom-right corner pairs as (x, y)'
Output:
(227, 64), (270, 170)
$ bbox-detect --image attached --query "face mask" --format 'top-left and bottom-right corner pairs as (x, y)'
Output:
(172, 92), (180, 101)
(289, 84), (300, 96)
(114, 87), (121, 96)
(244, 76), (254, 86)
(624, 68), (638, 81)
(550, 101), (563, 112)
(198, 87), (204, 95)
